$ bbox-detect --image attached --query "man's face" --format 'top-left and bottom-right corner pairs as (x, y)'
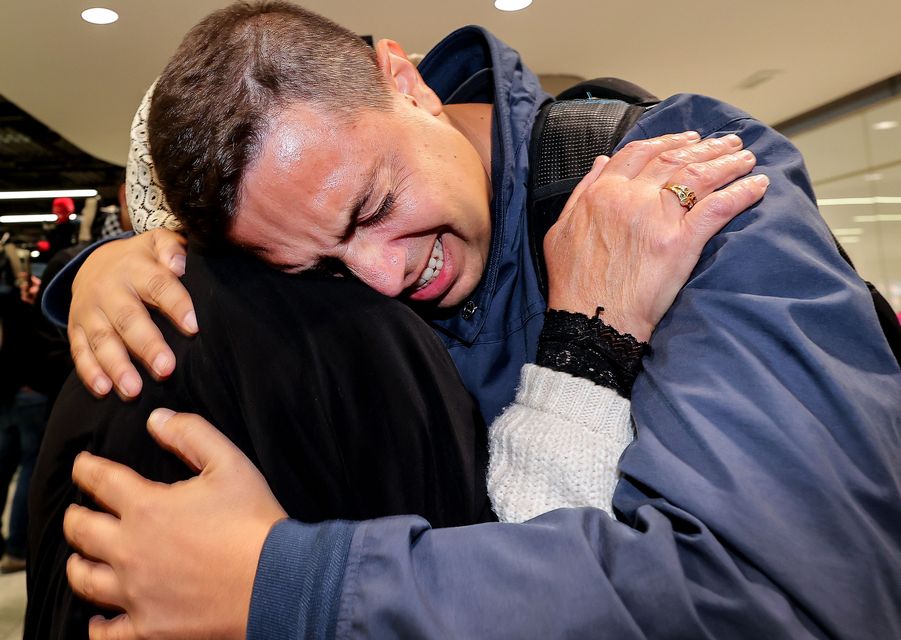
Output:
(232, 96), (492, 308)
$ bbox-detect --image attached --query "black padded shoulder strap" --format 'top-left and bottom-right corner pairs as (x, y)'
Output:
(555, 77), (660, 106)
(530, 99), (647, 202)
(527, 78), (659, 298)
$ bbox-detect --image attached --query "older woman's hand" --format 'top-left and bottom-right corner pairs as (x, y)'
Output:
(544, 132), (769, 342)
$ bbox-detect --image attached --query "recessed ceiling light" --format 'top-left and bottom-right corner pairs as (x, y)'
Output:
(871, 120), (899, 131)
(831, 228), (863, 235)
(735, 69), (783, 90)
(863, 173), (884, 182)
(494, 0), (533, 11)
(81, 8), (119, 25)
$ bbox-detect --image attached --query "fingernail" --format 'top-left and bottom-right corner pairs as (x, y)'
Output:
(752, 174), (770, 186)
(737, 149), (755, 161)
(118, 372), (141, 397)
(683, 131), (700, 140)
(183, 310), (198, 333)
(724, 134), (742, 145)
(152, 353), (172, 377)
(148, 408), (176, 432)
(71, 452), (92, 475)
(93, 376), (112, 395)
(169, 254), (186, 277)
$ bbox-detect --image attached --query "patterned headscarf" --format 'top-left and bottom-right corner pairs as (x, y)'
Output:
(126, 82), (182, 233)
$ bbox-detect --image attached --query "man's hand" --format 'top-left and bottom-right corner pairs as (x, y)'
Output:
(545, 132), (769, 342)
(63, 409), (287, 640)
(69, 228), (196, 399)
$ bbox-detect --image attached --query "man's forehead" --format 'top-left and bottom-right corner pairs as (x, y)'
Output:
(263, 105), (387, 186)
(270, 101), (375, 153)
(234, 110), (393, 268)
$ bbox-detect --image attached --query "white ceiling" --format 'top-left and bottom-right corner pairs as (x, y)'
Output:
(2, 0), (901, 166)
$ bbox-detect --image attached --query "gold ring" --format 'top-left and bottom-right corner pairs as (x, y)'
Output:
(664, 184), (697, 210)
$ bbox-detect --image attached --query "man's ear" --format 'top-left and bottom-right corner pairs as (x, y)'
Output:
(374, 39), (443, 116)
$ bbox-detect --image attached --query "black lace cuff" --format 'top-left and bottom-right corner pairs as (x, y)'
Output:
(536, 308), (649, 398)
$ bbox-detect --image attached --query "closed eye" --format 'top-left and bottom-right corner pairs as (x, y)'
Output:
(359, 167), (411, 230)
(359, 191), (396, 228)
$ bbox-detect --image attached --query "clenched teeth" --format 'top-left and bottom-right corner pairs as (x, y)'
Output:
(416, 238), (444, 289)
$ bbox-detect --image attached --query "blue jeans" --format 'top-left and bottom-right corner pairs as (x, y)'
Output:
(0, 388), (47, 557)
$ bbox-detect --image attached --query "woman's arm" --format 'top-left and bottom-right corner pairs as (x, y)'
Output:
(488, 364), (632, 521)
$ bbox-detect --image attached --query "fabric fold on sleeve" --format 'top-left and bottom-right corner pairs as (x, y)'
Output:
(248, 518), (356, 640)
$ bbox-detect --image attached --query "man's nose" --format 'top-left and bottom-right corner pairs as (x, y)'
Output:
(344, 240), (407, 298)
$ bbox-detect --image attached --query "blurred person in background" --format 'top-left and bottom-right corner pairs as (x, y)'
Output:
(0, 187), (121, 577)
(97, 178), (134, 240)
(0, 241), (47, 574)
(44, 197), (78, 261)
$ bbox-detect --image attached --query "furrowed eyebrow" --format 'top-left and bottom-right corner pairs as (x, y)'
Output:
(243, 243), (304, 273)
(341, 158), (386, 243)
(243, 154), (396, 273)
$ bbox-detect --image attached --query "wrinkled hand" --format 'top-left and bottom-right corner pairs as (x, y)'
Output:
(69, 228), (196, 398)
(64, 409), (287, 640)
(545, 132), (769, 342)
(18, 273), (40, 305)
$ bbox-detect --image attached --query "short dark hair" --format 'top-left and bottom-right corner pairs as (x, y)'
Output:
(148, 1), (391, 246)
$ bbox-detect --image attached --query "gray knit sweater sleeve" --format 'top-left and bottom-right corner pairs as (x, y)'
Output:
(488, 363), (633, 523)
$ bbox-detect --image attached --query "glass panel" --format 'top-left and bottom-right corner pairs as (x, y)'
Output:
(787, 94), (901, 313)
(864, 95), (901, 168)
(793, 115), (869, 182)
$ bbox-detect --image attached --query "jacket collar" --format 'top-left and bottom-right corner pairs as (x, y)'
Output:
(418, 26), (547, 344)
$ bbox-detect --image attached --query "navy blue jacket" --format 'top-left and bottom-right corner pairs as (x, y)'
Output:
(246, 27), (901, 639)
